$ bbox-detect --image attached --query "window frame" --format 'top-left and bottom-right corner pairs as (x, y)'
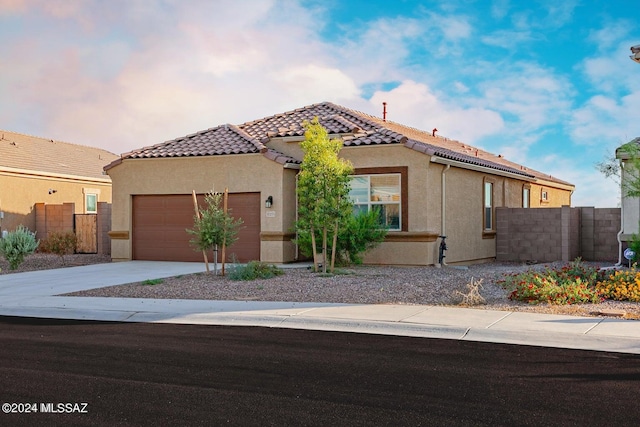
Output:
(483, 178), (495, 233)
(85, 193), (98, 214)
(351, 167), (408, 232)
(522, 185), (530, 208)
(541, 188), (549, 203)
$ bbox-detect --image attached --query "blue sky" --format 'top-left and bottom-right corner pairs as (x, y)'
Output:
(1, 0), (638, 207)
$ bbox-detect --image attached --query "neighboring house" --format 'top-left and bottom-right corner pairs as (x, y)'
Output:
(105, 102), (573, 265)
(617, 136), (640, 254)
(0, 130), (119, 236)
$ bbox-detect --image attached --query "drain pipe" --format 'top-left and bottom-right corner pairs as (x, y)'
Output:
(616, 161), (625, 267)
(439, 164), (450, 267)
(616, 201), (624, 267)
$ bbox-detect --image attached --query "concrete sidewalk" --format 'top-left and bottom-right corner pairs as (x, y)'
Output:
(1, 261), (640, 354)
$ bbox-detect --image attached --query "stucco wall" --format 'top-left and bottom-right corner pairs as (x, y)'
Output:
(108, 142), (573, 265)
(107, 154), (295, 262)
(0, 172), (112, 234)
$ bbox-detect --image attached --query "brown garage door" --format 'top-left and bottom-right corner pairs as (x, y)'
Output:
(132, 193), (260, 262)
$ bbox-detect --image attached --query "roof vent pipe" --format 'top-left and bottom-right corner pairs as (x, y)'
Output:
(432, 128), (438, 137)
(382, 102), (387, 121)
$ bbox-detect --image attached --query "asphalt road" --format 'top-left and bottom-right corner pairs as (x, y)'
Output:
(1, 316), (639, 426)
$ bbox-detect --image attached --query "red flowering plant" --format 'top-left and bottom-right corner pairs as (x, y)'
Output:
(499, 258), (603, 305)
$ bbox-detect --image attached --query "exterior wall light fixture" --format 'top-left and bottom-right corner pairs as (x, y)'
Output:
(265, 196), (273, 208)
(48, 189), (57, 194)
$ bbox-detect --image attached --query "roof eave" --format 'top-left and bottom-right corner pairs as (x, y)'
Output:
(429, 156), (536, 181)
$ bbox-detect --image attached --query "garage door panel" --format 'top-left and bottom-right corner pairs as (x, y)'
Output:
(133, 194), (260, 262)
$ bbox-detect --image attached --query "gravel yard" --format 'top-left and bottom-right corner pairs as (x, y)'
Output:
(3, 254), (639, 319)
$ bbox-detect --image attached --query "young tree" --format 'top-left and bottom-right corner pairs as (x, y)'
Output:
(597, 137), (640, 197)
(296, 118), (354, 273)
(187, 191), (243, 275)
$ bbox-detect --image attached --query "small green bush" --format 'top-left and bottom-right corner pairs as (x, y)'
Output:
(295, 210), (387, 266)
(229, 261), (284, 281)
(628, 234), (640, 263)
(142, 278), (163, 286)
(500, 258), (602, 305)
(39, 231), (77, 265)
(0, 225), (40, 270)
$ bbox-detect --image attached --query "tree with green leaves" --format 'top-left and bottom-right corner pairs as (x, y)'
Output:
(597, 137), (640, 198)
(187, 191), (243, 275)
(296, 118), (354, 273)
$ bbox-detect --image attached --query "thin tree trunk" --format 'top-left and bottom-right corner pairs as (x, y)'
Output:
(322, 227), (328, 273)
(310, 226), (318, 272)
(330, 220), (339, 273)
(213, 244), (218, 276)
(221, 188), (228, 276)
(192, 190), (210, 273)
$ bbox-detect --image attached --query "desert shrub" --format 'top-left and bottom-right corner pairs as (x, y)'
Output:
(455, 278), (486, 306)
(229, 261), (284, 281)
(500, 258), (602, 304)
(0, 225), (40, 270)
(39, 231), (77, 264)
(596, 268), (640, 302)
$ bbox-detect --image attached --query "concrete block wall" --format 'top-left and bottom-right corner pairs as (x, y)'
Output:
(34, 202), (75, 240)
(35, 202), (112, 255)
(496, 207), (562, 262)
(496, 206), (620, 263)
(593, 208), (621, 262)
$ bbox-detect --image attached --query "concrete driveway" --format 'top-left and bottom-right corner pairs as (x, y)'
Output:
(1, 261), (640, 354)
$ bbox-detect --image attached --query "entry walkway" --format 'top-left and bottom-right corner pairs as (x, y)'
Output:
(1, 262), (639, 354)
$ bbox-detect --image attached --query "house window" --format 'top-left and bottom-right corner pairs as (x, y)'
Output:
(349, 173), (401, 231)
(541, 189), (549, 202)
(85, 193), (97, 213)
(484, 181), (493, 230)
(523, 186), (530, 208)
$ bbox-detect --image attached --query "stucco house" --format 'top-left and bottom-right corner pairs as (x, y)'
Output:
(105, 102), (573, 265)
(616, 136), (640, 256)
(0, 130), (119, 237)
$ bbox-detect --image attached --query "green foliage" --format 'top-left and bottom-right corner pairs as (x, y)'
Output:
(0, 225), (40, 270)
(500, 258), (602, 304)
(142, 278), (163, 286)
(39, 231), (77, 264)
(599, 139), (640, 198)
(338, 209), (387, 265)
(627, 234), (640, 263)
(296, 117), (354, 272)
(187, 191), (243, 254)
(297, 210), (387, 266)
(229, 261), (284, 281)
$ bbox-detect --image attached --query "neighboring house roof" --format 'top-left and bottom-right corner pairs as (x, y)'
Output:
(105, 101), (573, 187)
(1, 130), (118, 181)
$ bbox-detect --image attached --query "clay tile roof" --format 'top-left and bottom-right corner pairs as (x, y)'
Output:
(113, 101), (573, 186)
(0, 130), (118, 180)
(122, 124), (266, 160)
(263, 149), (301, 167)
(239, 102), (381, 139)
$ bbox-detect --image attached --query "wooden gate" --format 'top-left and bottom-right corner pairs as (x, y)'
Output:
(75, 214), (97, 253)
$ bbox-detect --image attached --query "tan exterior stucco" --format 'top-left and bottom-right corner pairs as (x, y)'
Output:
(0, 170), (112, 234)
(107, 154), (298, 262)
(108, 140), (573, 266)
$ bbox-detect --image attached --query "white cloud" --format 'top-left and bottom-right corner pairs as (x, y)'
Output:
(368, 80), (504, 144)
